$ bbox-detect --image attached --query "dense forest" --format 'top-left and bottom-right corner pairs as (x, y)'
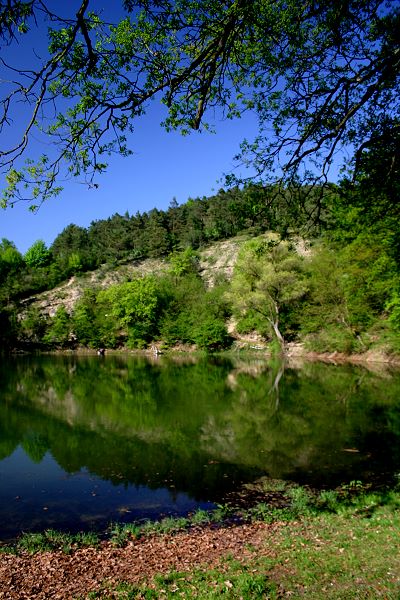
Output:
(1, 165), (399, 356)
(0, 0), (398, 357)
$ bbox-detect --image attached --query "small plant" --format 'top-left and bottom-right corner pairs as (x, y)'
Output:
(317, 489), (340, 512)
(139, 520), (159, 536)
(158, 516), (189, 533)
(191, 508), (212, 525)
(44, 529), (75, 553)
(249, 504), (294, 524)
(340, 479), (365, 499)
(212, 503), (233, 521)
(17, 532), (51, 553)
(75, 531), (100, 548)
(17, 530), (69, 553)
(260, 477), (288, 493)
(287, 486), (312, 516)
(0, 544), (17, 555)
(248, 502), (271, 522)
(110, 523), (141, 547)
(140, 515), (189, 536)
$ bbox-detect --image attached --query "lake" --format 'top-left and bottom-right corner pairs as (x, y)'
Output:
(1, 354), (400, 540)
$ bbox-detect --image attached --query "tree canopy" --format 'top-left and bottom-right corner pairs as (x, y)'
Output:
(0, 0), (398, 209)
(229, 237), (307, 347)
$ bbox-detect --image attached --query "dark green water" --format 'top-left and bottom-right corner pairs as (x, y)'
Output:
(1, 354), (400, 540)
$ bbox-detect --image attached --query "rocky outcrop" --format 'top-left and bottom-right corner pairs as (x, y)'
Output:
(19, 236), (250, 318)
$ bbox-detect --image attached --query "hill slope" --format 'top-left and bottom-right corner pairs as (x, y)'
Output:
(20, 235), (250, 318)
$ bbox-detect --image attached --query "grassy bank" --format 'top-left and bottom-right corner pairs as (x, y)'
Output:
(87, 488), (400, 599)
(99, 506), (400, 599)
(1, 483), (400, 598)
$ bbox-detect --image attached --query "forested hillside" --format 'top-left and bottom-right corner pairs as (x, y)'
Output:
(1, 180), (399, 357)
(0, 0), (398, 358)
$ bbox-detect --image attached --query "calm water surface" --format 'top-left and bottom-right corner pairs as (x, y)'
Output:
(1, 354), (400, 540)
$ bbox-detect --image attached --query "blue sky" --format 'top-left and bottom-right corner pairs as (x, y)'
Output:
(0, 105), (258, 254)
(0, 0), (350, 256)
(0, 1), (261, 255)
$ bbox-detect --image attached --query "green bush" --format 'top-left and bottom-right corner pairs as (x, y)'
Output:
(42, 305), (71, 347)
(193, 318), (231, 350)
(304, 325), (356, 354)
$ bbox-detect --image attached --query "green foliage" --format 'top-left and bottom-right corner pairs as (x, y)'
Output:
(192, 318), (230, 351)
(339, 235), (398, 328)
(98, 277), (160, 347)
(287, 486), (312, 516)
(72, 288), (116, 348)
(50, 224), (94, 278)
(190, 508), (212, 525)
(298, 225), (400, 353)
(158, 273), (231, 350)
(317, 490), (340, 513)
(24, 240), (50, 268)
(109, 522), (141, 547)
(0, 0), (397, 220)
(168, 247), (199, 279)
(338, 118), (400, 240)
(0, 304), (18, 348)
(304, 325), (357, 354)
(42, 305), (71, 346)
(300, 245), (349, 332)
(141, 516), (190, 536)
(16, 529), (99, 554)
(19, 306), (47, 343)
(387, 292), (400, 332)
(0, 163), (399, 355)
(229, 236), (307, 346)
(0, 238), (23, 283)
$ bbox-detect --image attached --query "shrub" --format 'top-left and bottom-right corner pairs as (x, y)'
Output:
(193, 318), (231, 350)
(304, 325), (356, 354)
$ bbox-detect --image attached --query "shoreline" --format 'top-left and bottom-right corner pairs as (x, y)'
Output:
(1, 484), (399, 599)
(6, 342), (400, 368)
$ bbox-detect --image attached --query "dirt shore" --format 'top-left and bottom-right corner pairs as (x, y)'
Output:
(0, 521), (277, 599)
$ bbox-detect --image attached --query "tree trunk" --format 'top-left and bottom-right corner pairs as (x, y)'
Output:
(268, 301), (285, 350)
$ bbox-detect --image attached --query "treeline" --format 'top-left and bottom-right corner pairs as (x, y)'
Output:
(1, 184), (309, 305)
(1, 175), (400, 356)
(6, 232), (400, 356)
(4, 247), (231, 351)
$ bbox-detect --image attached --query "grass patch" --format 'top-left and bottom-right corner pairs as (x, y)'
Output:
(90, 498), (400, 599)
(88, 565), (276, 599)
(190, 507), (212, 525)
(266, 506), (400, 598)
(15, 529), (100, 554)
(108, 506), (234, 547)
(140, 515), (190, 536)
(109, 522), (142, 547)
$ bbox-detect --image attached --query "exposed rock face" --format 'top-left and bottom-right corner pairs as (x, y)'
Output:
(17, 234), (313, 351)
(198, 236), (246, 287)
(19, 236), (250, 318)
(19, 258), (169, 318)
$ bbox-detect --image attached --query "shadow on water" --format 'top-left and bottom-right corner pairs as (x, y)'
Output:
(0, 354), (400, 539)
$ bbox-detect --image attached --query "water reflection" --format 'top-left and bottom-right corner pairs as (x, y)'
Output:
(0, 354), (400, 538)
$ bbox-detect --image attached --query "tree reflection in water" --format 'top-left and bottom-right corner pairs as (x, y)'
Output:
(0, 354), (399, 537)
